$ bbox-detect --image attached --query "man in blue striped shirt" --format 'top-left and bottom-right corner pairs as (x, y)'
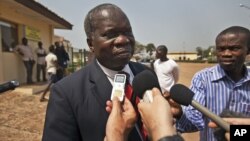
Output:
(173, 26), (250, 141)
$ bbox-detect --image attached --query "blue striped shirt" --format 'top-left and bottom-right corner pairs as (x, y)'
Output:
(176, 64), (250, 141)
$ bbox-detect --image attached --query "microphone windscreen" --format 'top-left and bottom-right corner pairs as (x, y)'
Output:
(170, 84), (194, 106)
(132, 70), (160, 98)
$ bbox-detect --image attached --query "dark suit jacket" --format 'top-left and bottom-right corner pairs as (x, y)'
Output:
(42, 60), (147, 141)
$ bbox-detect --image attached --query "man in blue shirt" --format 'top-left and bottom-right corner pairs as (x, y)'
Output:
(171, 26), (250, 141)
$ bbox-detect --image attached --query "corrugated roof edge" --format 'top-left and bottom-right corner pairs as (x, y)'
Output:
(15, 0), (73, 29)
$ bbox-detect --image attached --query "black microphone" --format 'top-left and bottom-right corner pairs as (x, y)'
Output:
(170, 84), (230, 132)
(131, 70), (161, 141)
(132, 70), (161, 103)
(0, 80), (20, 93)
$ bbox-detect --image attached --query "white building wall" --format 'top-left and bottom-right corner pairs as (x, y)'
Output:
(168, 53), (198, 60)
(0, 2), (53, 83)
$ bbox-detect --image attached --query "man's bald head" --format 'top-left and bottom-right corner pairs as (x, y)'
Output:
(84, 3), (130, 39)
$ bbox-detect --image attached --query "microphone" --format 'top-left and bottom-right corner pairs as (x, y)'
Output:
(132, 70), (161, 103)
(0, 80), (20, 93)
(131, 70), (161, 141)
(169, 84), (230, 132)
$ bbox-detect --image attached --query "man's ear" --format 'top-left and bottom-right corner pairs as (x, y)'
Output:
(87, 38), (94, 52)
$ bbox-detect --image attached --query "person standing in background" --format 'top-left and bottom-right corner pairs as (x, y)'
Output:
(153, 45), (179, 95)
(15, 37), (35, 84)
(36, 41), (47, 82)
(40, 45), (58, 102)
(61, 45), (70, 76)
(168, 26), (250, 141)
(54, 42), (69, 77)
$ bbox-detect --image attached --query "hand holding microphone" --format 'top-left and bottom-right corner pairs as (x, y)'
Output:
(105, 70), (184, 141)
(137, 88), (177, 141)
(132, 70), (161, 104)
(170, 84), (230, 132)
(133, 70), (183, 141)
(162, 91), (183, 119)
(105, 97), (137, 141)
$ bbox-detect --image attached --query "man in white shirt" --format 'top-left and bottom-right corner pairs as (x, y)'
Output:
(40, 45), (57, 102)
(153, 45), (179, 94)
(36, 41), (47, 82)
(15, 37), (35, 84)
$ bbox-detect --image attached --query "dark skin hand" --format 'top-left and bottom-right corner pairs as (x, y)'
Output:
(104, 97), (137, 141)
(163, 91), (183, 119)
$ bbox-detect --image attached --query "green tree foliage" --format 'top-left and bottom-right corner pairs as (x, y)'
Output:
(134, 41), (145, 53)
(208, 46), (216, 56)
(195, 46), (216, 60)
(145, 43), (156, 56)
(196, 46), (203, 60)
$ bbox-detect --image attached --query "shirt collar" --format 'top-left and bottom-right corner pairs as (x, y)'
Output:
(96, 59), (134, 84)
(243, 66), (250, 82)
(211, 64), (250, 82)
(210, 64), (226, 81)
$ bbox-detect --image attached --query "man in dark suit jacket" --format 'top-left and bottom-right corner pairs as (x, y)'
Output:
(42, 3), (147, 141)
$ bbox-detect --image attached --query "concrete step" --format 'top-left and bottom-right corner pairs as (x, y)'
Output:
(14, 82), (48, 95)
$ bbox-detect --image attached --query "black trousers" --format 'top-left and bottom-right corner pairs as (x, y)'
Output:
(37, 64), (46, 81)
(23, 60), (34, 84)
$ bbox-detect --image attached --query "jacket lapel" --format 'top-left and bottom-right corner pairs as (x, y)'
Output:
(88, 61), (146, 107)
(129, 61), (146, 75)
(89, 60), (112, 107)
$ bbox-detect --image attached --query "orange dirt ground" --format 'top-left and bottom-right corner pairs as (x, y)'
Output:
(0, 62), (214, 141)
